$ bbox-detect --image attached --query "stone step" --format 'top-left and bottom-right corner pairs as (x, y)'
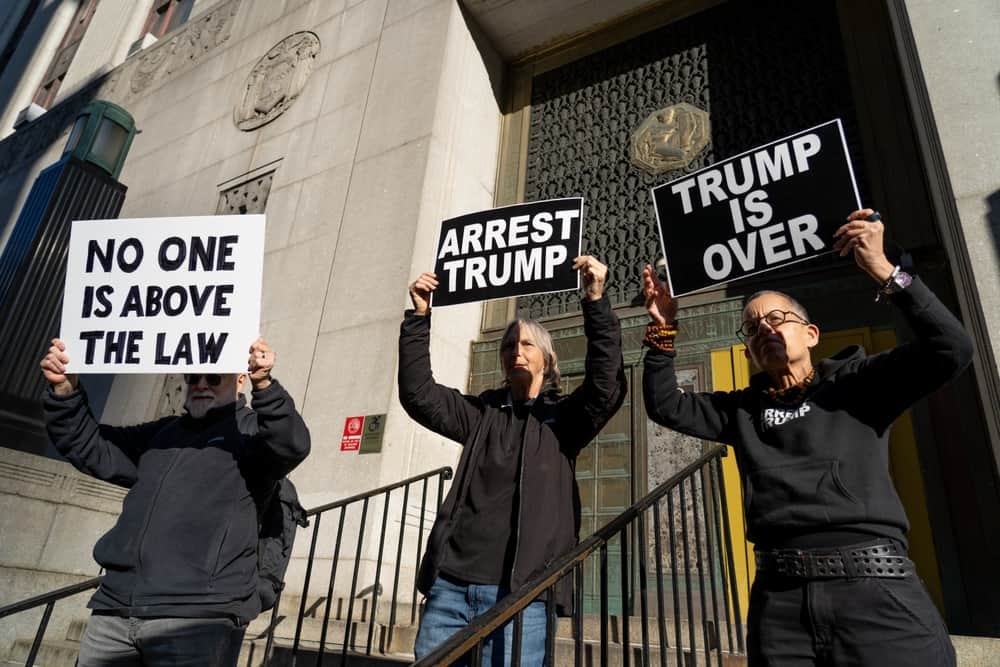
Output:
(274, 593), (729, 648)
(555, 614), (734, 651)
(239, 637), (412, 667)
(8, 638), (80, 667)
(6, 622), (745, 667)
(276, 593), (419, 627)
(250, 609), (729, 656)
(952, 634), (1000, 667)
(65, 619), (88, 642)
(550, 638), (748, 667)
(246, 614), (388, 652)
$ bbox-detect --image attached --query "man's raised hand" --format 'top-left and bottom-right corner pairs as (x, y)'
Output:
(248, 337), (274, 390)
(643, 264), (678, 327)
(40, 338), (78, 396)
(833, 208), (895, 283)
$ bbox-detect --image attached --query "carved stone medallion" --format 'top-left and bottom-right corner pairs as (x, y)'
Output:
(630, 102), (711, 175)
(234, 32), (321, 131)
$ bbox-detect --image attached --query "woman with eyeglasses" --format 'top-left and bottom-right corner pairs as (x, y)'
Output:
(641, 208), (970, 667)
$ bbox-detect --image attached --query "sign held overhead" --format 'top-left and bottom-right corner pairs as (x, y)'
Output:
(651, 119), (861, 296)
(431, 198), (584, 307)
(59, 215), (265, 373)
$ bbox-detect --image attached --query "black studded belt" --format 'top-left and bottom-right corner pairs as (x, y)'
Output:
(755, 540), (915, 579)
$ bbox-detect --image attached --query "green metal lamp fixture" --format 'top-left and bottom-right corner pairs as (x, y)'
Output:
(62, 100), (136, 179)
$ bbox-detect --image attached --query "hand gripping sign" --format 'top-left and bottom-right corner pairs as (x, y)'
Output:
(431, 198), (584, 307)
(651, 119), (861, 296)
(59, 215), (265, 373)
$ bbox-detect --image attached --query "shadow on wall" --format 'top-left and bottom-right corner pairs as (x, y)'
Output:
(0, 78), (105, 247)
(987, 188), (1000, 266)
(0, 0), (67, 240)
(0, 77), (107, 459)
(457, 2), (505, 111)
(992, 70), (1000, 266)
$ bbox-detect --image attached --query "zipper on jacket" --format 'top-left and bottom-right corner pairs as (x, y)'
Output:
(129, 448), (182, 605)
(436, 410), (490, 575)
(509, 409), (530, 586)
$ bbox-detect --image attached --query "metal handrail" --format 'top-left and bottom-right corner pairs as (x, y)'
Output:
(304, 466), (453, 517)
(1, 466), (454, 667)
(0, 576), (101, 667)
(281, 465), (454, 665)
(0, 577), (101, 619)
(413, 445), (744, 666)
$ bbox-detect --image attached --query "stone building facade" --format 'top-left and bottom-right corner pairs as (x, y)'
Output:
(0, 0), (997, 652)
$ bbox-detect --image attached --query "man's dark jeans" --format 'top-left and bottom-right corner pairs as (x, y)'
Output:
(748, 573), (956, 666)
(76, 613), (245, 666)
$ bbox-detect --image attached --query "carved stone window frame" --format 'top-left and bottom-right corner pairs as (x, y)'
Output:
(216, 159), (282, 215)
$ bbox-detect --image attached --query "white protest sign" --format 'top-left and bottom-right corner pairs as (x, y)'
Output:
(59, 215), (265, 373)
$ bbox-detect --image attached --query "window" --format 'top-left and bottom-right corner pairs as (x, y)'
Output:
(32, 0), (100, 109)
(217, 171), (275, 215)
(140, 0), (195, 40)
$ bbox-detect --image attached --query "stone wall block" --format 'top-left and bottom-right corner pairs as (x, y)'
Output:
(319, 139), (429, 333)
(320, 42), (377, 116)
(258, 309), (323, 407)
(260, 228), (338, 322)
(37, 505), (115, 574)
(908, 0), (1000, 200)
(335, 0), (389, 61)
(261, 180), (303, 252)
(354, 1), (450, 161)
(251, 119), (316, 178)
(0, 494), (56, 569)
(386, 0), (447, 27)
(303, 101), (365, 177)
(289, 164), (351, 245)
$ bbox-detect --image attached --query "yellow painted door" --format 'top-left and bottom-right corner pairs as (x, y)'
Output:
(710, 330), (946, 616)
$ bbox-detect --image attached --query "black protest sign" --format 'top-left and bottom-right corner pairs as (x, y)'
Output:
(651, 119), (861, 296)
(431, 198), (583, 307)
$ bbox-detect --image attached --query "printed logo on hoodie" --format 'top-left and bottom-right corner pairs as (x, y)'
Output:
(761, 403), (811, 430)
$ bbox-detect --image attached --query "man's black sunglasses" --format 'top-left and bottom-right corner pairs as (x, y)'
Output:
(183, 373), (223, 386)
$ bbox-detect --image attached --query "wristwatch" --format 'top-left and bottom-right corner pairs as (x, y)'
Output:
(876, 265), (913, 302)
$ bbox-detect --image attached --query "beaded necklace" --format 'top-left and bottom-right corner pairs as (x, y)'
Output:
(763, 368), (816, 405)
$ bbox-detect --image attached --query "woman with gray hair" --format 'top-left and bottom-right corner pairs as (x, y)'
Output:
(399, 255), (626, 665)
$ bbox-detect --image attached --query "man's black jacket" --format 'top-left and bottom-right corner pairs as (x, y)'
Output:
(398, 295), (626, 611)
(43, 379), (311, 622)
(643, 278), (973, 549)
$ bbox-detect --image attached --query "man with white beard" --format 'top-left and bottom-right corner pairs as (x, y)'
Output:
(39, 336), (310, 667)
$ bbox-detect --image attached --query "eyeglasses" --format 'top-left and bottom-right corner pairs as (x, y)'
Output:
(736, 310), (809, 341)
(183, 373), (223, 386)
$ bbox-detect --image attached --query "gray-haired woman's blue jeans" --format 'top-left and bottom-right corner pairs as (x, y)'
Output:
(414, 574), (549, 666)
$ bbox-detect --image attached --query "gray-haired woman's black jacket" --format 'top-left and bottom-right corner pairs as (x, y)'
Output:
(42, 379), (310, 623)
(398, 295), (626, 610)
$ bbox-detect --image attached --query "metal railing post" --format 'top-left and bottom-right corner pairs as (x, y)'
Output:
(407, 449), (743, 667)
